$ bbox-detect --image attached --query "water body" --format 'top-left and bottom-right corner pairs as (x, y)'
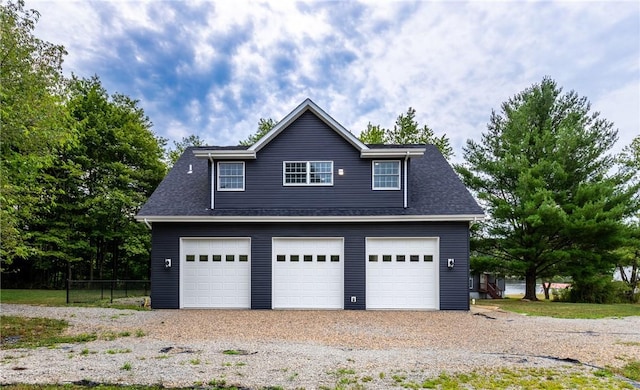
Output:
(504, 280), (527, 296)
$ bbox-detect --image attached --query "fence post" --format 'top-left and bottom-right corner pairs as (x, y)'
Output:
(110, 280), (114, 303)
(66, 279), (70, 304)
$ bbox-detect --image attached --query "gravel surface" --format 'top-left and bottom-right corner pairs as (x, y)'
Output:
(1, 303), (639, 389)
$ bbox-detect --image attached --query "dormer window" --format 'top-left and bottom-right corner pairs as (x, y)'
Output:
(372, 160), (400, 190)
(218, 162), (245, 191)
(283, 161), (333, 186)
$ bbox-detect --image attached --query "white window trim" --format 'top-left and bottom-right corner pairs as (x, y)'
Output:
(217, 161), (245, 191)
(372, 160), (401, 190)
(283, 161), (334, 186)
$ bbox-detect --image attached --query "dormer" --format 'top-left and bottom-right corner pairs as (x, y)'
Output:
(193, 99), (425, 210)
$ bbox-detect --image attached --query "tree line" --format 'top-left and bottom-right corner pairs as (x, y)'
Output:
(1, 1), (166, 287)
(2, 1), (638, 302)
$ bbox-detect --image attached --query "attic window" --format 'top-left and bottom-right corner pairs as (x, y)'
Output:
(283, 161), (333, 186)
(218, 162), (245, 191)
(372, 160), (400, 190)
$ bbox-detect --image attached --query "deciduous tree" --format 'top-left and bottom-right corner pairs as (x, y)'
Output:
(0, 0), (73, 267)
(51, 76), (166, 281)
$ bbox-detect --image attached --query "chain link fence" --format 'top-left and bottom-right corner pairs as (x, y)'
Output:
(66, 280), (150, 304)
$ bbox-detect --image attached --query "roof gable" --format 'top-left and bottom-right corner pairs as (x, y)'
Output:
(193, 99), (425, 159)
(249, 98), (367, 153)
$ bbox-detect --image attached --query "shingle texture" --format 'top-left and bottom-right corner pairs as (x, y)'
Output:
(137, 144), (484, 218)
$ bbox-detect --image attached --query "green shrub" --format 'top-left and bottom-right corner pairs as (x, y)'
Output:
(552, 287), (572, 302)
(569, 276), (633, 304)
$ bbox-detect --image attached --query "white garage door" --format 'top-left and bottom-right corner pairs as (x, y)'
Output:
(272, 238), (344, 309)
(180, 238), (251, 308)
(366, 237), (439, 310)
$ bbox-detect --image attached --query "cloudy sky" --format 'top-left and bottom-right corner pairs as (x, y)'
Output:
(30, 0), (639, 162)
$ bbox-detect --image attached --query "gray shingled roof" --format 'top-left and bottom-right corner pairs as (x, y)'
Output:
(137, 145), (484, 219)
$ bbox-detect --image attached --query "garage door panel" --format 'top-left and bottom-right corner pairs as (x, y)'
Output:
(366, 237), (439, 310)
(181, 238), (251, 309)
(272, 238), (344, 309)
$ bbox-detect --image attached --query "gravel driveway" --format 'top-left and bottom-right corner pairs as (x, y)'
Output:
(1, 303), (639, 389)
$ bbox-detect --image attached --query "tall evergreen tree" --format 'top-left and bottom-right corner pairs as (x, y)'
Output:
(359, 108), (453, 160)
(456, 77), (637, 301)
(239, 118), (277, 146)
(614, 136), (640, 301)
(359, 122), (385, 144)
(166, 135), (205, 167)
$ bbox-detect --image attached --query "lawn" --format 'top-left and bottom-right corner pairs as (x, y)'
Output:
(1, 289), (67, 306)
(477, 297), (640, 319)
(0, 289), (148, 310)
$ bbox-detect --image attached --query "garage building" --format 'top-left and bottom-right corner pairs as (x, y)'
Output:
(136, 99), (484, 310)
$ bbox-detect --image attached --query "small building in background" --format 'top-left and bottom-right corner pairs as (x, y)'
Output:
(470, 273), (505, 299)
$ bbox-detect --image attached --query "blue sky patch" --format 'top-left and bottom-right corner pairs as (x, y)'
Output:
(31, 0), (639, 161)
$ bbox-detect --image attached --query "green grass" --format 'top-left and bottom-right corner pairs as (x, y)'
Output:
(0, 315), (97, 349)
(1, 289), (149, 310)
(105, 348), (131, 354)
(619, 360), (640, 381)
(398, 367), (635, 389)
(1, 316), (145, 350)
(477, 297), (640, 318)
(1, 365), (638, 390)
(0, 289), (67, 305)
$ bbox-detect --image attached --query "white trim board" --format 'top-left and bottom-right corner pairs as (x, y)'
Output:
(138, 214), (485, 224)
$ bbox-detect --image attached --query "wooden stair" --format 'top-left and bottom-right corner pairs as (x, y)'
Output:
(485, 282), (503, 299)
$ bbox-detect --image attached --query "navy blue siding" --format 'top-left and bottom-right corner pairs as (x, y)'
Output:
(436, 223), (471, 310)
(150, 227), (180, 308)
(214, 111), (404, 209)
(250, 232), (272, 309)
(150, 221), (470, 310)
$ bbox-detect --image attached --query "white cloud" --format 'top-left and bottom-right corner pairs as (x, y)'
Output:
(31, 1), (104, 73)
(28, 0), (638, 159)
(593, 80), (640, 154)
